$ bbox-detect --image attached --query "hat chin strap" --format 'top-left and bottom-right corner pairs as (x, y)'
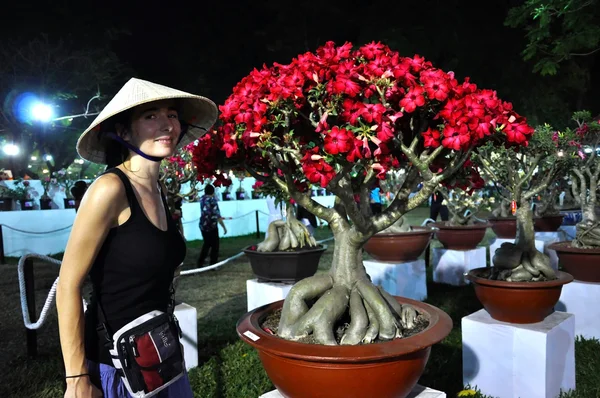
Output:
(105, 131), (187, 163)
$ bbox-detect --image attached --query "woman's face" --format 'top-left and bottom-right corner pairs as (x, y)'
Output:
(124, 99), (182, 158)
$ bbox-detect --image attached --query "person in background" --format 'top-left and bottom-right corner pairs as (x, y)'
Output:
(370, 187), (382, 214)
(430, 190), (449, 221)
(296, 204), (319, 236)
(70, 181), (89, 213)
(197, 184), (229, 267)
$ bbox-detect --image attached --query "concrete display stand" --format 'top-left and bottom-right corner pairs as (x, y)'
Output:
(363, 259), (427, 301)
(536, 231), (567, 271)
(557, 280), (600, 340)
(489, 238), (545, 262)
(260, 384), (446, 397)
(463, 309), (575, 398)
(247, 279), (293, 311)
(560, 225), (576, 240)
(174, 302), (198, 370)
(431, 247), (486, 286)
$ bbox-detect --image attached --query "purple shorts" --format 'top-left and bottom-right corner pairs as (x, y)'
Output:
(87, 360), (194, 398)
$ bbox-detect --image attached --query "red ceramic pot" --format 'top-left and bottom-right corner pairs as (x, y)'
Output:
(534, 215), (564, 232)
(237, 297), (452, 398)
(466, 267), (573, 324)
(487, 217), (517, 239)
(363, 227), (435, 262)
(433, 222), (490, 251)
(548, 241), (600, 282)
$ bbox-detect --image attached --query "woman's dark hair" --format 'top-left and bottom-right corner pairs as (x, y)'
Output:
(205, 184), (215, 195)
(99, 109), (133, 169)
(70, 181), (89, 200)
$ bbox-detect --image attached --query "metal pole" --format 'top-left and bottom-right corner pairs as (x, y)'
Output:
(25, 257), (37, 358)
(255, 210), (260, 239)
(0, 225), (4, 264)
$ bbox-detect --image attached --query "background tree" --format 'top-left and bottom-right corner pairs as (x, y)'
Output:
(0, 34), (130, 178)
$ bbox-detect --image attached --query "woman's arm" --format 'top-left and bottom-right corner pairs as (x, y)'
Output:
(56, 174), (125, 391)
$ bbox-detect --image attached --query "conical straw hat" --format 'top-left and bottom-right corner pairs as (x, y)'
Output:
(76, 77), (218, 164)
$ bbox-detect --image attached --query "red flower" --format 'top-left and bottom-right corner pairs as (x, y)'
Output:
(324, 126), (353, 155)
(399, 86), (425, 113)
(422, 128), (441, 148)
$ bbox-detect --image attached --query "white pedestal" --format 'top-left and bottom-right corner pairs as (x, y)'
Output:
(560, 226), (576, 240)
(557, 280), (600, 340)
(535, 231), (567, 271)
(489, 238), (545, 264)
(363, 259), (427, 301)
(259, 384), (446, 398)
(174, 302), (198, 371)
(247, 279), (293, 311)
(462, 309), (575, 398)
(431, 247), (486, 286)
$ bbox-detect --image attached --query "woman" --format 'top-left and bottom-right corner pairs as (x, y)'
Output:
(56, 78), (217, 397)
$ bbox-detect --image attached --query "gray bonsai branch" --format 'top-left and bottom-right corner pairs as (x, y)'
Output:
(272, 125), (473, 345)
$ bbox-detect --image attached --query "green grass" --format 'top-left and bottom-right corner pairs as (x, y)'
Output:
(1, 208), (599, 397)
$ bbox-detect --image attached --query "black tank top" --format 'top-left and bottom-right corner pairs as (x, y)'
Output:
(84, 168), (186, 365)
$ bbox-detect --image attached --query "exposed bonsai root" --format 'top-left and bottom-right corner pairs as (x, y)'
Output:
(256, 206), (317, 252)
(379, 216), (411, 234)
(491, 198), (511, 218)
(278, 274), (418, 345)
(492, 242), (555, 282)
(574, 221), (600, 248)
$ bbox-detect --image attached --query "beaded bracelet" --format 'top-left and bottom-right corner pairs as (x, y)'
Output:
(65, 373), (90, 379)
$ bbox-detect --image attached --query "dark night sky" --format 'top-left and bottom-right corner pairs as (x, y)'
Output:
(2, 0), (598, 120)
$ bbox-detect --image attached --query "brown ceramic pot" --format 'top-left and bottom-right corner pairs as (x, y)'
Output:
(237, 297), (452, 398)
(534, 215), (564, 232)
(363, 227), (435, 262)
(433, 222), (490, 251)
(466, 267), (573, 324)
(487, 217), (517, 238)
(548, 241), (600, 282)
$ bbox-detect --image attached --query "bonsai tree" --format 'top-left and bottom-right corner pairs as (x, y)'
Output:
(194, 41), (533, 345)
(474, 124), (574, 281)
(439, 188), (494, 226)
(533, 181), (561, 218)
(567, 111), (600, 247)
(160, 144), (200, 227)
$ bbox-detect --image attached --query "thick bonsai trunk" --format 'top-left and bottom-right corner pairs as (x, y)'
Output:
(257, 206), (317, 251)
(575, 203), (600, 247)
(491, 204), (556, 281)
(278, 228), (417, 345)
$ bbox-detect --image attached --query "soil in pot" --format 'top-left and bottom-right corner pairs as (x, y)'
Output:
(466, 267), (573, 324)
(237, 297), (452, 398)
(433, 222), (490, 250)
(364, 227), (435, 262)
(548, 241), (600, 282)
(244, 245), (326, 283)
(488, 217), (517, 238)
(534, 215), (564, 232)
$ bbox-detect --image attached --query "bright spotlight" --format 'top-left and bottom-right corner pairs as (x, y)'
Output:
(31, 103), (54, 122)
(2, 144), (20, 156)
(31, 156), (37, 161)
(44, 154), (53, 161)
(584, 147), (593, 154)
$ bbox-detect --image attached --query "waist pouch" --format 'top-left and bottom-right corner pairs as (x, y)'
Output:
(106, 310), (185, 397)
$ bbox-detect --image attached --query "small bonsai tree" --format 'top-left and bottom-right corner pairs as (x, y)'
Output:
(474, 124), (574, 281)
(440, 189), (494, 226)
(195, 41), (532, 344)
(160, 145), (200, 224)
(567, 111), (600, 247)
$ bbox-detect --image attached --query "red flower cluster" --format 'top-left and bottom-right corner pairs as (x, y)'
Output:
(199, 41), (532, 188)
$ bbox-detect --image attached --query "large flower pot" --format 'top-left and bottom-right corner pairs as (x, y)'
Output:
(534, 215), (564, 232)
(64, 198), (76, 209)
(20, 199), (34, 210)
(0, 197), (13, 211)
(236, 297), (452, 398)
(487, 217), (517, 238)
(364, 227), (435, 262)
(40, 198), (52, 210)
(466, 267), (573, 324)
(548, 241), (600, 282)
(244, 245), (326, 283)
(433, 222), (490, 250)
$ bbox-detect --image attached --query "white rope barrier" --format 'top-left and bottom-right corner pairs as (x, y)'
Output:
(16, 253), (84, 330)
(18, 234), (335, 329)
(2, 224), (73, 235)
